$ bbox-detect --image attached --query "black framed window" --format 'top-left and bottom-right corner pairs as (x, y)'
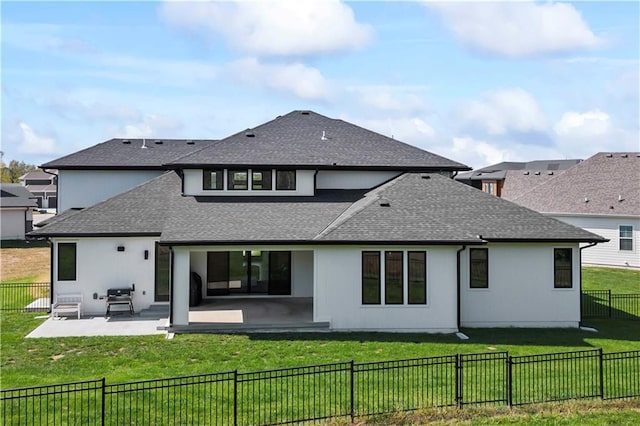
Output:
(155, 244), (170, 301)
(362, 251), (381, 304)
(620, 225), (633, 251)
(408, 251), (426, 304)
(276, 170), (296, 190)
(58, 243), (77, 281)
(252, 170), (272, 190)
(470, 248), (488, 288)
(228, 170), (248, 190)
(203, 169), (223, 190)
(385, 251), (403, 304)
(554, 248), (573, 288)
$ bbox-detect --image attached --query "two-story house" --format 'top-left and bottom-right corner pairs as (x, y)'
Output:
(32, 111), (606, 332)
(19, 170), (58, 210)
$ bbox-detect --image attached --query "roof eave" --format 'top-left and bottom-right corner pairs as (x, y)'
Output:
(160, 239), (484, 246)
(165, 164), (471, 172)
(482, 237), (610, 243)
(29, 232), (162, 238)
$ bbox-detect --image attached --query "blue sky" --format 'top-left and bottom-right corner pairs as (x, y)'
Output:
(2, 1), (638, 169)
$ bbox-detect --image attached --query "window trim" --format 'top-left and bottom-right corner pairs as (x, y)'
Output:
(553, 247), (573, 289)
(619, 225), (633, 251)
(362, 251), (381, 305)
(202, 169), (224, 190)
(469, 248), (489, 289)
(57, 242), (77, 281)
(407, 251), (427, 305)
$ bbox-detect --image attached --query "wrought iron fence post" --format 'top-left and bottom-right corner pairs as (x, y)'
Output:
(598, 348), (604, 399)
(350, 360), (355, 423)
(507, 356), (513, 407)
(233, 370), (238, 426)
(455, 353), (462, 408)
(101, 377), (106, 426)
(608, 290), (612, 318)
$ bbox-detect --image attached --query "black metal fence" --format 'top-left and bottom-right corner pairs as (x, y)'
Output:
(0, 282), (50, 312)
(2, 349), (638, 425)
(582, 290), (640, 319)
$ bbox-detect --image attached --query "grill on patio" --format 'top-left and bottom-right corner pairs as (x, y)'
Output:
(106, 288), (134, 316)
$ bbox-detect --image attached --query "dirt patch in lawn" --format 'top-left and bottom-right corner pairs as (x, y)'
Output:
(0, 246), (50, 282)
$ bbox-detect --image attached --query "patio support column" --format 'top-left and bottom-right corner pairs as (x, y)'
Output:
(172, 248), (190, 326)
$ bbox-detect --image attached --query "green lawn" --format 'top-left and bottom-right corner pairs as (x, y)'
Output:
(583, 267), (640, 294)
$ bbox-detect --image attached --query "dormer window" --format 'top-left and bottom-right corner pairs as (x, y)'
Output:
(228, 170), (248, 190)
(252, 170), (272, 190)
(203, 169), (223, 190)
(276, 170), (296, 190)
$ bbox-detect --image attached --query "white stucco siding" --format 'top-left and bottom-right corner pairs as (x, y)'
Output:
(57, 170), (163, 212)
(183, 169), (315, 196)
(52, 237), (159, 315)
(1, 209), (28, 240)
(314, 246), (458, 332)
(552, 215), (640, 268)
(460, 243), (581, 328)
(315, 171), (401, 189)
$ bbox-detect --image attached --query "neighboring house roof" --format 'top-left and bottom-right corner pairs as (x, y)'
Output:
(456, 159), (582, 181)
(509, 152), (640, 216)
(19, 170), (57, 181)
(501, 170), (558, 200)
(169, 110), (469, 171)
(40, 139), (217, 170)
(31, 171), (604, 244)
(0, 184), (38, 208)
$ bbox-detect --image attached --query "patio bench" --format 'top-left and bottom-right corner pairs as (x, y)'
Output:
(51, 293), (83, 319)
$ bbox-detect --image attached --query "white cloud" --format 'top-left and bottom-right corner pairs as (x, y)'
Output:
(458, 88), (548, 135)
(18, 123), (57, 155)
(353, 117), (436, 146)
(114, 114), (183, 139)
(554, 110), (611, 138)
(429, 1), (603, 57)
(159, 0), (372, 56)
(227, 57), (332, 100)
(350, 85), (428, 114)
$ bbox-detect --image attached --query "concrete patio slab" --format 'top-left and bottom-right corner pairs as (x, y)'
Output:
(26, 316), (167, 338)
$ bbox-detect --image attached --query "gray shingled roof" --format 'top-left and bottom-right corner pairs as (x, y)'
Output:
(456, 159), (581, 181)
(32, 171), (604, 244)
(41, 139), (217, 170)
(501, 170), (559, 201)
(19, 170), (57, 181)
(0, 184), (38, 208)
(509, 152), (640, 216)
(170, 110), (469, 171)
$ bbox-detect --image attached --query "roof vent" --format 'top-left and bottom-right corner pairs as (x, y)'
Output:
(245, 131), (256, 138)
(610, 205), (615, 210)
(301, 111), (310, 115)
(618, 194), (624, 202)
(523, 171), (529, 175)
(379, 198), (391, 207)
(321, 130), (328, 141)
(621, 153), (628, 158)
(421, 174), (431, 179)
(186, 140), (194, 145)
(584, 197), (589, 203)
(154, 140), (163, 145)
(534, 171), (541, 175)
(122, 140), (131, 144)
(606, 153), (613, 158)
(547, 171), (554, 175)
(141, 139), (148, 149)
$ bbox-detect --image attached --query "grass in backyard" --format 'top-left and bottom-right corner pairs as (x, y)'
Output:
(352, 399), (640, 425)
(0, 245), (50, 283)
(583, 267), (640, 293)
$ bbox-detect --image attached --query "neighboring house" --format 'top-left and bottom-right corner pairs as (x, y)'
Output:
(32, 111), (605, 332)
(1, 184), (37, 240)
(40, 138), (217, 213)
(19, 170), (57, 210)
(506, 152), (640, 269)
(456, 159), (582, 197)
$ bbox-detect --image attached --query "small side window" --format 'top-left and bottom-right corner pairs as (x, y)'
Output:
(554, 248), (572, 288)
(58, 243), (77, 281)
(203, 170), (223, 190)
(470, 248), (488, 288)
(620, 226), (633, 251)
(362, 252), (381, 304)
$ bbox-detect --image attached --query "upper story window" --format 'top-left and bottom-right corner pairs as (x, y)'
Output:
(276, 170), (296, 190)
(203, 170), (223, 190)
(228, 170), (248, 190)
(620, 226), (633, 251)
(252, 170), (272, 190)
(554, 248), (572, 288)
(470, 248), (488, 288)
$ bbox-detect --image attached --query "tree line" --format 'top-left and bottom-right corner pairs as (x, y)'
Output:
(0, 160), (38, 183)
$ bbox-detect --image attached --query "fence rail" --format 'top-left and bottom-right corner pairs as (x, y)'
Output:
(582, 290), (640, 319)
(0, 282), (50, 312)
(2, 349), (638, 425)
